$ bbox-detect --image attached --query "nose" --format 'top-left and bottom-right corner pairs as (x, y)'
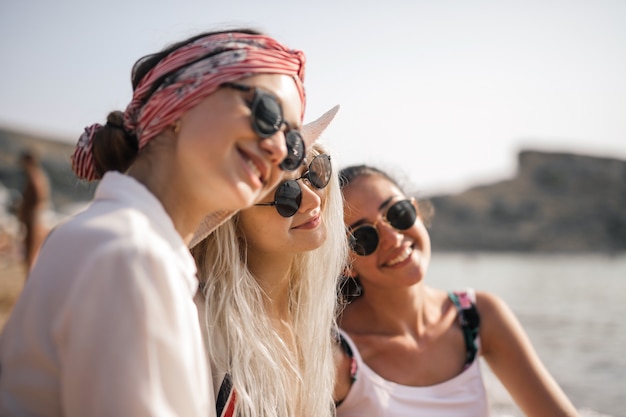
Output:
(259, 131), (288, 167)
(376, 220), (402, 251)
(297, 182), (322, 214)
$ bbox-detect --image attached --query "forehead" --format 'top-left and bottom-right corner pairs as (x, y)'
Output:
(343, 175), (403, 218)
(344, 174), (401, 199)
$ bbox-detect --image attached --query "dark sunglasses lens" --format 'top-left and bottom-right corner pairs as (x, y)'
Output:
(279, 131), (305, 171)
(274, 180), (302, 217)
(307, 155), (332, 189)
(252, 94), (282, 137)
(351, 226), (379, 256)
(387, 200), (417, 230)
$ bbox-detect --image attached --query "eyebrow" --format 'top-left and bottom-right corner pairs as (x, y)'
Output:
(348, 196), (395, 230)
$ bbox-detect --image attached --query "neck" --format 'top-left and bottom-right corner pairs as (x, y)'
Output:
(344, 281), (433, 336)
(127, 142), (218, 246)
(247, 251), (296, 320)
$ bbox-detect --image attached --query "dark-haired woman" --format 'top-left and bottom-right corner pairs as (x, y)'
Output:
(334, 165), (578, 417)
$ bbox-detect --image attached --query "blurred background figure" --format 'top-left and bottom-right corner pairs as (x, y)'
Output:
(17, 150), (50, 271)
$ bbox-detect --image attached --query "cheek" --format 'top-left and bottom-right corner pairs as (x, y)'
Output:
(317, 189), (328, 207)
(240, 210), (286, 245)
(181, 122), (229, 161)
(260, 170), (286, 204)
(175, 138), (228, 196)
(350, 254), (375, 278)
(415, 221), (431, 251)
(179, 94), (240, 159)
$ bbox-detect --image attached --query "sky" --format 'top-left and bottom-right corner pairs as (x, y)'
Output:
(1, 0), (625, 195)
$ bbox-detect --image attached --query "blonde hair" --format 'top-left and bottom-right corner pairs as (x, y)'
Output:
(192, 142), (348, 417)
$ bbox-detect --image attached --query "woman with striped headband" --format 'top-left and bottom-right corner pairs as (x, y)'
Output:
(0, 29), (331, 417)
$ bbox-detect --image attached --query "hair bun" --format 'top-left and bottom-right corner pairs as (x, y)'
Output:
(71, 123), (102, 181)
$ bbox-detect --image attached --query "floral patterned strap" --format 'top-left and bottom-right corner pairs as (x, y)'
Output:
(448, 290), (481, 368)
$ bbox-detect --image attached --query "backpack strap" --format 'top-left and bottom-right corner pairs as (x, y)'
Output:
(216, 373), (237, 417)
(448, 290), (481, 368)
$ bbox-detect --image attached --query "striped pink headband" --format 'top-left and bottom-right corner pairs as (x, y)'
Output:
(72, 32), (306, 181)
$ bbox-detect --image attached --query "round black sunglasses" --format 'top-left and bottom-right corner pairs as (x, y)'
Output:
(348, 199), (418, 256)
(221, 82), (305, 171)
(255, 154), (332, 217)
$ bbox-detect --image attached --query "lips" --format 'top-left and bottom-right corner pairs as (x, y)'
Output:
(240, 148), (267, 185)
(385, 245), (414, 267)
(245, 157), (262, 180)
(294, 214), (321, 230)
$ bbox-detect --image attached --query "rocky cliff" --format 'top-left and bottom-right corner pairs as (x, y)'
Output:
(1, 127), (625, 252)
(427, 150), (626, 253)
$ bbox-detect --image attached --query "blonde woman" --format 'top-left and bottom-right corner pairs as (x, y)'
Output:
(192, 141), (348, 417)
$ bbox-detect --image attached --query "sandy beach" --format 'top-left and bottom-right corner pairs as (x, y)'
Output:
(0, 245), (26, 330)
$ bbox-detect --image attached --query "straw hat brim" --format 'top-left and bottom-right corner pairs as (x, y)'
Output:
(188, 104), (340, 248)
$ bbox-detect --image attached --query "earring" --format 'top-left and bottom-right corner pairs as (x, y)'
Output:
(340, 275), (362, 301)
(172, 119), (181, 135)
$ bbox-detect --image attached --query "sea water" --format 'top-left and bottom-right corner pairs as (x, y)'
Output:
(428, 253), (626, 417)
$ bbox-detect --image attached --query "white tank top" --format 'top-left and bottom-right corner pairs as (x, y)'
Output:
(336, 291), (490, 417)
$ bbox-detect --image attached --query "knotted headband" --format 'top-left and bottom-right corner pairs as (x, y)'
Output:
(72, 31), (307, 181)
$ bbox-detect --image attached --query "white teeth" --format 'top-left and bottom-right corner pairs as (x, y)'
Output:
(246, 158), (261, 180)
(386, 246), (413, 266)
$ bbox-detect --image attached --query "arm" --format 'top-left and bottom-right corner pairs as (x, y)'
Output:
(477, 291), (579, 417)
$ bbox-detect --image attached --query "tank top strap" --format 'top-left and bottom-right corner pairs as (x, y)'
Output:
(333, 328), (360, 407)
(337, 330), (359, 382)
(448, 290), (481, 368)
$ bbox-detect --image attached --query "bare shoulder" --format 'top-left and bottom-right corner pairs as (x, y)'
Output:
(473, 296), (579, 416)
(474, 290), (510, 315)
(473, 290), (524, 352)
(474, 290), (525, 326)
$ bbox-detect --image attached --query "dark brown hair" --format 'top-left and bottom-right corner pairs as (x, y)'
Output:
(338, 164), (434, 304)
(339, 164), (433, 225)
(90, 111), (138, 179)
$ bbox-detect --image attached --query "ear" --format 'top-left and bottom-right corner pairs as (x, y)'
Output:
(172, 119), (181, 135)
(342, 264), (356, 278)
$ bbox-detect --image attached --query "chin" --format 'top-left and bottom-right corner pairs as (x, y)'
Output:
(299, 239), (325, 253)
(226, 186), (260, 211)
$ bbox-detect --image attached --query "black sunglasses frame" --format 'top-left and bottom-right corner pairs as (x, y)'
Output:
(256, 154), (332, 217)
(348, 198), (418, 256)
(221, 82), (305, 171)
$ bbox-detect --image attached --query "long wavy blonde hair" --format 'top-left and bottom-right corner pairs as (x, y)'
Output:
(192, 141), (348, 417)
